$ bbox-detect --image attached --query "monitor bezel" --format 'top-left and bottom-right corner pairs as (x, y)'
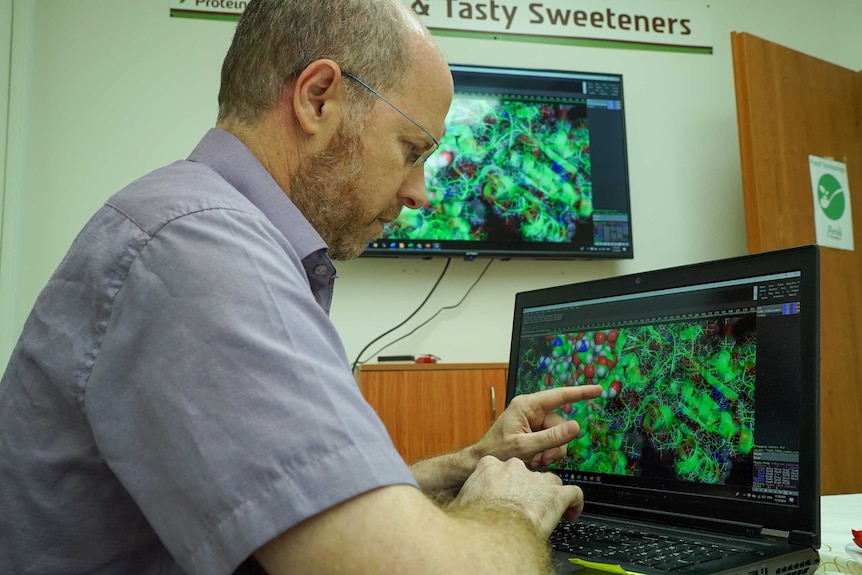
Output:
(360, 63), (634, 261)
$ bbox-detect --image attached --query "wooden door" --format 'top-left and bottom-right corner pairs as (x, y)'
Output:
(732, 32), (862, 494)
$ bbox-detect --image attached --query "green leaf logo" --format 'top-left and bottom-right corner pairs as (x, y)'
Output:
(817, 173), (845, 221)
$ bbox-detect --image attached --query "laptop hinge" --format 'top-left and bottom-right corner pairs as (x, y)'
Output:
(761, 528), (818, 547)
(789, 530), (819, 547)
(760, 528), (789, 541)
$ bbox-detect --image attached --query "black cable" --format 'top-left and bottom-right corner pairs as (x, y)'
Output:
(364, 258), (494, 361)
(350, 257), (452, 371)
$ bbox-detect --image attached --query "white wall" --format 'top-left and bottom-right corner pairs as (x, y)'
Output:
(0, 0), (11, 273)
(1, 0), (29, 361)
(2, 0), (861, 367)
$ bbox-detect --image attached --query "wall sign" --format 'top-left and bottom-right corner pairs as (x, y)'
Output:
(809, 155), (855, 252)
(169, 0), (713, 54)
(169, 0), (246, 21)
(410, 0), (712, 54)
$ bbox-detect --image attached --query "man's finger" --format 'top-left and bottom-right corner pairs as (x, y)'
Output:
(542, 471), (564, 485)
(562, 485), (586, 521)
(524, 385), (603, 412)
(540, 446), (567, 467)
(519, 420), (581, 457)
(540, 409), (567, 431)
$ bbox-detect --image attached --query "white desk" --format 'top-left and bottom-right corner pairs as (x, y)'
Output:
(818, 493), (862, 574)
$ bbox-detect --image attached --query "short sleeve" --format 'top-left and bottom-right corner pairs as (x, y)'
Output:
(84, 206), (416, 574)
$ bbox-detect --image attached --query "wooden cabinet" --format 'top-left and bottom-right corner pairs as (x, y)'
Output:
(358, 363), (508, 463)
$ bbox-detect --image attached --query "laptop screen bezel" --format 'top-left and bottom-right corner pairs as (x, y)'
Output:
(506, 245), (820, 541)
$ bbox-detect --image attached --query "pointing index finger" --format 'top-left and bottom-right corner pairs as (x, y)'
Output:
(526, 385), (603, 411)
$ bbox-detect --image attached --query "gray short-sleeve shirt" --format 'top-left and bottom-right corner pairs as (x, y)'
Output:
(0, 129), (416, 574)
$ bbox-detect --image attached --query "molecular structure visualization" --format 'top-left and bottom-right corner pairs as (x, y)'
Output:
(387, 96), (592, 243)
(516, 317), (756, 484)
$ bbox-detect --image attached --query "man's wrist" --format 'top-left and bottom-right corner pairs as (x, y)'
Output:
(410, 441), (487, 498)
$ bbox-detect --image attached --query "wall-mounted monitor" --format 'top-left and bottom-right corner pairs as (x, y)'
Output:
(362, 64), (634, 260)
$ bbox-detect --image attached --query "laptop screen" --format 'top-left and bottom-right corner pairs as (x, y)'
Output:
(507, 245), (819, 537)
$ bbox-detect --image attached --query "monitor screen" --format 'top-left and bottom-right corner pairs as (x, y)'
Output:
(361, 64), (634, 260)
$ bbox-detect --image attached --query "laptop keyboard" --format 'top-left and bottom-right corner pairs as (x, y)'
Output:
(551, 520), (753, 571)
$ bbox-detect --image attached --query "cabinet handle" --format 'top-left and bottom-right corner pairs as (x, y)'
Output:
(490, 386), (497, 424)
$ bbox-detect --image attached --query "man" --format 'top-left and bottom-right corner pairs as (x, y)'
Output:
(0, 1), (601, 573)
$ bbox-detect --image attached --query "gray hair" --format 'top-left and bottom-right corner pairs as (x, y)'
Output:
(218, 0), (415, 125)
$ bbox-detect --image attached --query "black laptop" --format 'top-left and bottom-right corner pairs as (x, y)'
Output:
(506, 245), (820, 575)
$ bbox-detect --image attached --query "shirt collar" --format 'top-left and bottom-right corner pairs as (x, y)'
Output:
(187, 128), (328, 262)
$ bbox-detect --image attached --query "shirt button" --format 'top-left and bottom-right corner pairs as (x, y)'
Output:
(314, 264), (329, 275)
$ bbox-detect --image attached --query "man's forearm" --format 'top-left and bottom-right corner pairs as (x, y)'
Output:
(256, 484), (558, 575)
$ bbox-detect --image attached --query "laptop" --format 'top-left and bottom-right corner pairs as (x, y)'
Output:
(506, 245), (821, 575)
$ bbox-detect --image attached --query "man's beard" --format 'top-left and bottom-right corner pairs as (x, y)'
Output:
(288, 122), (397, 261)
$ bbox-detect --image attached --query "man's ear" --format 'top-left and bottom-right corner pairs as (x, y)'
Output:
(291, 59), (345, 136)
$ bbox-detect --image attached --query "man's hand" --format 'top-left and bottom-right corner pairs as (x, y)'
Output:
(474, 385), (603, 469)
(449, 455), (585, 537)
(409, 384), (602, 497)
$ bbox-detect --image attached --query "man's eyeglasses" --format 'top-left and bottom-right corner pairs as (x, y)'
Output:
(342, 72), (439, 168)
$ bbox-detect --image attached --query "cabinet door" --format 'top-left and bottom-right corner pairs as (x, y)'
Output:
(362, 366), (507, 463)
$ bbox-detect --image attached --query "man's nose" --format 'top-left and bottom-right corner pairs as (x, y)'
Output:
(398, 166), (428, 209)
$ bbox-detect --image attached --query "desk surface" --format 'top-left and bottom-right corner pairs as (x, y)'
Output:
(819, 493), (861, 574)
